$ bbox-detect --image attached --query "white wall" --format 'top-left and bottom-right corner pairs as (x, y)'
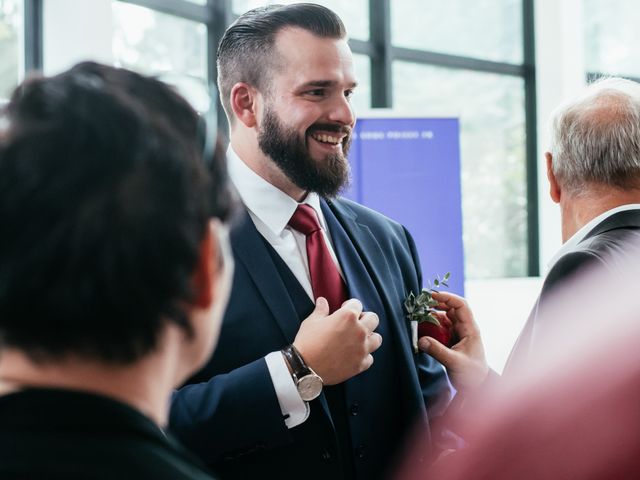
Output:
(43, 0), (113, 75)
(465, 276), (542, 372)
(534, 0), (586, 269)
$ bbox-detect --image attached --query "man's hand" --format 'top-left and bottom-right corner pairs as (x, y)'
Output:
(293, 297), (382, 385)
(419, 291), (489, 392)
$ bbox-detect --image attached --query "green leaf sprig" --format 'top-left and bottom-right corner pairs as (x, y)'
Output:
(404, 273), (451, 326)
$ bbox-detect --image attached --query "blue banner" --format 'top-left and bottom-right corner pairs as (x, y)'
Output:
(344, 117), (464, 294)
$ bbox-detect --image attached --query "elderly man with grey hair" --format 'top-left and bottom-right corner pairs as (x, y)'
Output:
(416, 77), (640, 394)
(400, 77), (640, 478)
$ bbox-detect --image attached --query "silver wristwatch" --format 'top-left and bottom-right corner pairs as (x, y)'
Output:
(281, 344), (323, 401)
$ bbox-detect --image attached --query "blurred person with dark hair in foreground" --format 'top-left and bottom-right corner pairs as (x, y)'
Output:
(0, 62), (235, 479)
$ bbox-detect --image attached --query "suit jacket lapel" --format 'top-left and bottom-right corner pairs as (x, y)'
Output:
(322, 201), (426, 444)
(231, 212), (300, 342)
(323, 199), (421, 394)
(321, 199), (394, 313)
(233, 211), (335, 422)
(581, 209), (640, 241)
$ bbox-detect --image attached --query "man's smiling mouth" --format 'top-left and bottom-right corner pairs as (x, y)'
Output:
(310, 132), (343, 144)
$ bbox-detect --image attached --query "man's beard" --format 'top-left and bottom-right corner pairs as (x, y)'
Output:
(257, 108), (351, 198)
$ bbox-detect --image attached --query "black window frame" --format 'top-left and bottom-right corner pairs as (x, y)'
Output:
(24, 0), (43, 71)
(24, 0), (539, 277)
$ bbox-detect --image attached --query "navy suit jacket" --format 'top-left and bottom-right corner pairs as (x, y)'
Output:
(504, 208), (640, 375)
(170, 197), (452, 479)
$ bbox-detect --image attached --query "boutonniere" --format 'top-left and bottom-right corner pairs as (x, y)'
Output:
(404, 273), (454, 353)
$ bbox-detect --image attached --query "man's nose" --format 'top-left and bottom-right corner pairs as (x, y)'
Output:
(327, 93), (355, 126)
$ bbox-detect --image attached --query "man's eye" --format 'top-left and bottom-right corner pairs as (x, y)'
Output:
(344, 89), (354, 99)
(306, 89), (325, 97)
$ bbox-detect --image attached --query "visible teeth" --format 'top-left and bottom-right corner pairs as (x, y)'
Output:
(312, 133), (340, 144)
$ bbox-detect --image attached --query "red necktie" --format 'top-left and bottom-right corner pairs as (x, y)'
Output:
(288, 204), (348, 313)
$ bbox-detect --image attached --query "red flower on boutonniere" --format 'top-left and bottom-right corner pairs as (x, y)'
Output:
(404, 273), (455, 353)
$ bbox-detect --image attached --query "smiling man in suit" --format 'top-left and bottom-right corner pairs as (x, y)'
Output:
(169, 4), (453, 479)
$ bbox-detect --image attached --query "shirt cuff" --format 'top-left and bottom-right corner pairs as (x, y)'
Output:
(265, 351), (310, 428)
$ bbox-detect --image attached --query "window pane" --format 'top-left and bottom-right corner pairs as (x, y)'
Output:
(391, 0), (523, 64)
(112, 1), (207, 82)
(232, 0), (369, 40)
(393, 62), (527, 278)
(0, 0), (21, 99)
(352, 53), (371, 112)
(584, 0), (640, 77)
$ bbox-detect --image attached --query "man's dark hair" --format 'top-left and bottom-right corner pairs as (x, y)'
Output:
(0, 61), (233, 364)
(217, 3), (346, 121)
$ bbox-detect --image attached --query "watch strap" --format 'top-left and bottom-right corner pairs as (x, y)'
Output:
(281, 344), (312, 379)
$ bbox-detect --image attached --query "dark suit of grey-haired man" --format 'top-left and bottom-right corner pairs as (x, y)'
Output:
(418, 76), (640, 391)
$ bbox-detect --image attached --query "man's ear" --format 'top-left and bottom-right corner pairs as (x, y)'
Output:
(191, 222), (218, 309)
(230, 82), (259, 128)
(546, 152), (561, 204)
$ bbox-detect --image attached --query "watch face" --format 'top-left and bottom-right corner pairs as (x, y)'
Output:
(297, 374), (323, 401)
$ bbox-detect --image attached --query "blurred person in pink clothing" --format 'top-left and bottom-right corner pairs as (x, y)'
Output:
(398, 77), (640, 479)
(398, 254), (640, 479)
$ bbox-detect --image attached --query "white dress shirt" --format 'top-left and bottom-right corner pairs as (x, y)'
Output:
(547, 203), (640, 271)
(227, 147), (344, 428)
